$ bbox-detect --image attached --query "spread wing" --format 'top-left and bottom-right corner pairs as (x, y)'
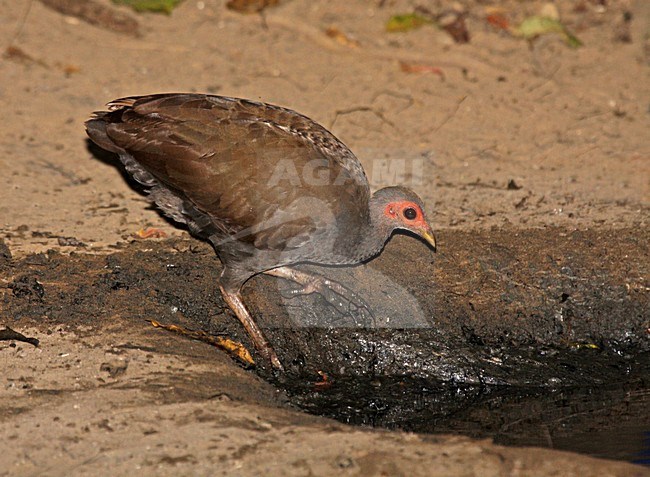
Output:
(86, 94), (370, 252)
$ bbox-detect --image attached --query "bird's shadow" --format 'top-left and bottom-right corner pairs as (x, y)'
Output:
(85, 139), (190, 232)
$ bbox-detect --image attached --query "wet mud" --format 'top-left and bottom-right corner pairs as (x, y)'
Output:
(2, 226), (648, 383)
(1, 226), (648, 462)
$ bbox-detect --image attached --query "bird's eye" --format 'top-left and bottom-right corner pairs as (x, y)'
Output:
(403, 207), (417, 220)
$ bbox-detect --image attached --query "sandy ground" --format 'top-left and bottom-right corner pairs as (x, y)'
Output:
(1, 0), (648, 255)
(1, 0), (649, 475)
(2, 325), (648, 477)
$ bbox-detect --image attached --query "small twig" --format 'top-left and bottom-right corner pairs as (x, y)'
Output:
(0, 327), (39, 347)
(431, 95), (467, 133)
(370, 90), (415, 113)
(6, 0), (34, 46)
(329, 106), (398, 132)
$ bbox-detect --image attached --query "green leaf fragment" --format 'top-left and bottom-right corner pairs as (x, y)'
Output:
(514, 15), (582, 48)
(386, 13), (433, 33)
(112, 0), (184, 14)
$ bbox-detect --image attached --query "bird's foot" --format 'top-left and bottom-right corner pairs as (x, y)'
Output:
(265, 267), (374, 327)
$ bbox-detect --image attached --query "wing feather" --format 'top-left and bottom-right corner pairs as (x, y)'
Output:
(89, 94), (370, 253)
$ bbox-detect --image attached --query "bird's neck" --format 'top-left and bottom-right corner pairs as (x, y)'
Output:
(349, 205), (394, 263)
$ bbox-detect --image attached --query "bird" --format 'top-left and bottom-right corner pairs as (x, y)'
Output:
(85, 93), (436, 370)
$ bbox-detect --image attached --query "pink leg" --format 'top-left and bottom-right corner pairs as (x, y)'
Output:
(219, 284), (283, 370)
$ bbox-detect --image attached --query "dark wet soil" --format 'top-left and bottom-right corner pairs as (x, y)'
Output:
(1, 227), (648, 463)
(3, 228), (647, 373)
(281, 366), (650, 463)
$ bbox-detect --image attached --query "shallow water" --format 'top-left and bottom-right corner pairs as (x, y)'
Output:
(281, 372), (650, 465)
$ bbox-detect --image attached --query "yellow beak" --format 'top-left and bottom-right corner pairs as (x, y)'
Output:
(421, 228), (437, 252)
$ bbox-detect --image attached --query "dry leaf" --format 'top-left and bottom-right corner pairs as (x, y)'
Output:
(148, 320), (254, 366)
(39, 0), (141, 36)
(62, 64), (81, 76)
(226, 0), (279, 14)
(324, 26), (360, 48)
(486, 13), (509, 31)
(4, 46), (49, 68)
(438, 11), (469, 43)
(134, 227), (168, 239)
(399, 61), (445, 78)
(4, 46), (35, 63)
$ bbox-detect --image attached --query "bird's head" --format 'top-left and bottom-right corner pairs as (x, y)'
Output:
(370, 186), (436, 251)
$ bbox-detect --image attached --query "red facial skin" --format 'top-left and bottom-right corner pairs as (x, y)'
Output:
(383, 201), (429, 229)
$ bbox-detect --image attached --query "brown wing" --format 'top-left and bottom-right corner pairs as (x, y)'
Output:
(90, 94), (370, 251)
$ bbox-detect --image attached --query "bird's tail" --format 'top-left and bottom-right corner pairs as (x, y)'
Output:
(84, 109), (125, 154)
